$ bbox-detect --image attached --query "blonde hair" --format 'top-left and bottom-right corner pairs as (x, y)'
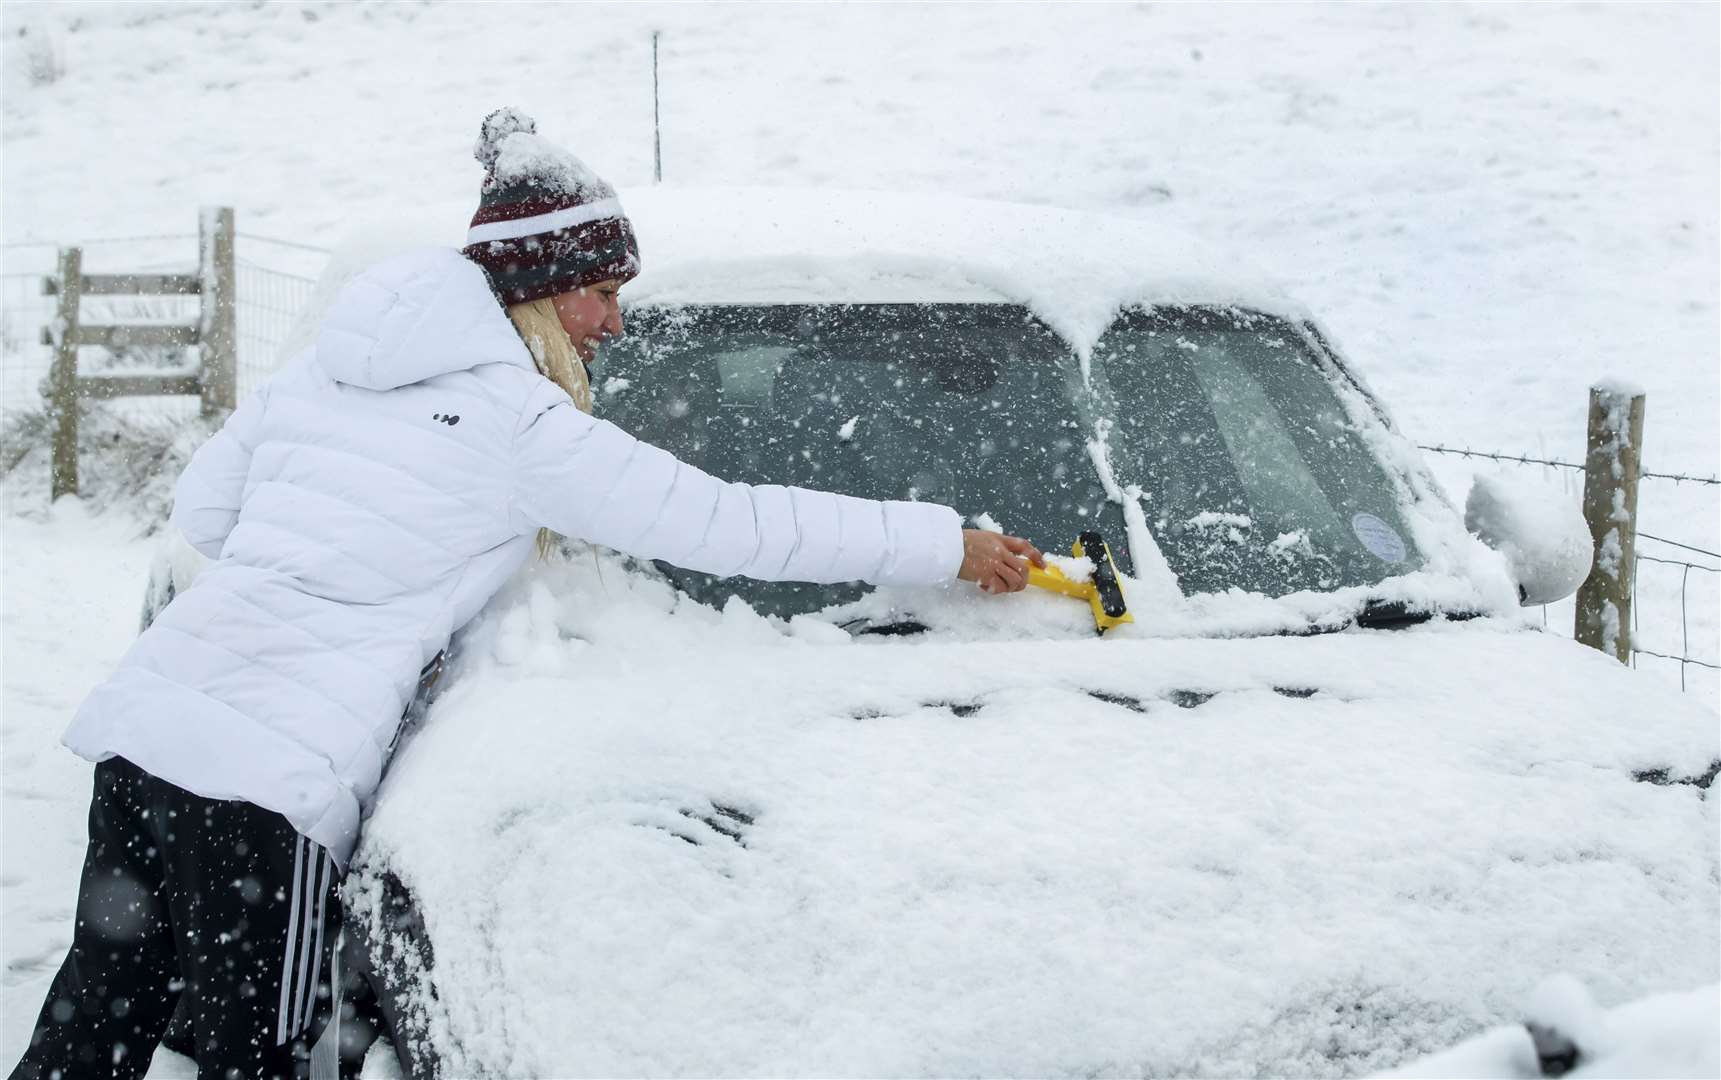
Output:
(507, 297), (592, 411)
(506, 296), (594, 558)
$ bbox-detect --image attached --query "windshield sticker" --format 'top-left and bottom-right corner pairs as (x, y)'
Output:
(1351, 513), (1407, 563)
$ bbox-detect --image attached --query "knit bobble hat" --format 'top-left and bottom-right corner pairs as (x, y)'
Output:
(461, 108), (641, 304)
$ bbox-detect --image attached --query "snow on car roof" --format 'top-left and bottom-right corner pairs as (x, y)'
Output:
(619, 186), (1308, 349)
(295, 186), (1307, 362)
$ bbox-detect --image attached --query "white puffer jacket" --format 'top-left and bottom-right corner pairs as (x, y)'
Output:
(64, 248), (963, 867)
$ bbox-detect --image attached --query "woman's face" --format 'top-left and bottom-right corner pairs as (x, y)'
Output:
(551, 280), (624, 365)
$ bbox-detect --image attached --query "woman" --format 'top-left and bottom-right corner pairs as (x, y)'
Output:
(12, 109), (1042, 1079)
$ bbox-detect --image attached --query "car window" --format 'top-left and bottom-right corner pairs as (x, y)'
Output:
(1093, 306), (1422, 595)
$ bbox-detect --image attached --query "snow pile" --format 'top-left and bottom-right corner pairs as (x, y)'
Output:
(1464, 474), (1592, 606)
(1384, 977), (1719, 1079)
(351, 548), (1719, 1076)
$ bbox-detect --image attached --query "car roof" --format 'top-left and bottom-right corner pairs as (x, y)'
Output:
(301, 187), (1311, 361)
(620, 186), (1310, 350)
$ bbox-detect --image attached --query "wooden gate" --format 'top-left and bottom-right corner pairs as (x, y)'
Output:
(41, 206), (237, 499)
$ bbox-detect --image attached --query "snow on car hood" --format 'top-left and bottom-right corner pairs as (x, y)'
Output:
(350, 550), (1720, 1078)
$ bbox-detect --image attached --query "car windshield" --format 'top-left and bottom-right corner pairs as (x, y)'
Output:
(591, 303), (1421, 618)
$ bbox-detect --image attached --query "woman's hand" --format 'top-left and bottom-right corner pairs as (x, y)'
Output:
(957, 529), (1046, 594)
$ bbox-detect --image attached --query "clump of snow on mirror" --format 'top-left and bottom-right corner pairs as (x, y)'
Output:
(1465, 473), (1592, 606)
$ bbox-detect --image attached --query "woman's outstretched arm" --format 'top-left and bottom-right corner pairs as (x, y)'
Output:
(508, 387), (968, 587)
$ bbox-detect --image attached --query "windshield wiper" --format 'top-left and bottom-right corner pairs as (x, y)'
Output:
(839, 617), (929, 637)
(1353, 600), (1432, 630)
(1354, 600), (1481, 630)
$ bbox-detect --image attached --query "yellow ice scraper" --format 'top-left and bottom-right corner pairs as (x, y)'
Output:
(1025, 530), (1133, 635)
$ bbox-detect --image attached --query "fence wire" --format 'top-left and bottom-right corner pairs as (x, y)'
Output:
(236, 260), (314, 395)
(2, 238), (318, 411)
(1418, 443), (1720, 487)
(1631, 545), (1720, 693)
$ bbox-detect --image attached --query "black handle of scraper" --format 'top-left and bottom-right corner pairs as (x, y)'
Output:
(1078, 530), (1128, 619)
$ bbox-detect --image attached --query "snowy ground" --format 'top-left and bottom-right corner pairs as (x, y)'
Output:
(0, 509), (158, 1066)
(2, 2), (1717, 1074)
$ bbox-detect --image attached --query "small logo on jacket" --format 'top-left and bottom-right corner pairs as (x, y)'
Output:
(433, 413), (460, 426)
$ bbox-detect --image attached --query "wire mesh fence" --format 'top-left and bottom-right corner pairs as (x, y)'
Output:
(1633, 546), (1720, 692)
(236, 260), (315, 395)
(1, 234), (323, 412)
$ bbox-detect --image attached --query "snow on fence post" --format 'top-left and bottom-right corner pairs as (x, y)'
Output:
(45, 245), (83, 499)
(198, 206), (237, 417)
(1574, 381), (1646, 662)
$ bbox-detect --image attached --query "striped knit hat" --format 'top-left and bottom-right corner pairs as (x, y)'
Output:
(461, 108), (641, 304)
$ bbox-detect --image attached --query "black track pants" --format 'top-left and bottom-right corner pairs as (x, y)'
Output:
(11, 757), (342, 1080)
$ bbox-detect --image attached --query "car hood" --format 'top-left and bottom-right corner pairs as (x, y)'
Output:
(351, 551), (1719, 1078)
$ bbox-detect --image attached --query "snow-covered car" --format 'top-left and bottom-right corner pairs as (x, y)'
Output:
(145, 190), (1718, 1077)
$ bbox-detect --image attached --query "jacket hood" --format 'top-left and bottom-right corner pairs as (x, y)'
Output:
(316, 248), (535, 391)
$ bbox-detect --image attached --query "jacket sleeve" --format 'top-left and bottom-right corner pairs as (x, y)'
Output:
(170, 386), (268, 560)
(508, 390), (965, 587)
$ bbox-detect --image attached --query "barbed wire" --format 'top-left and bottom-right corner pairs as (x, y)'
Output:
(1417, 444), (1719, 486)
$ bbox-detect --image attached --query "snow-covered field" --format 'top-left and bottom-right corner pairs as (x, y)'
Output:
(2, 2), (1716, 1075)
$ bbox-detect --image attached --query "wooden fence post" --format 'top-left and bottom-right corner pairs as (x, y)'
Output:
(199, 206), (237, 416)
(47, 245), (83, 500)
(1574, 382), (1645, 663)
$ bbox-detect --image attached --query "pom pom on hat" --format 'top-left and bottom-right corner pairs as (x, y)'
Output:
(474, 107), (537, 169)
(462, 108), (640, 304)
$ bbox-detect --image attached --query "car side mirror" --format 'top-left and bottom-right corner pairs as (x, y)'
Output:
(1464, 473), (1592, 606)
